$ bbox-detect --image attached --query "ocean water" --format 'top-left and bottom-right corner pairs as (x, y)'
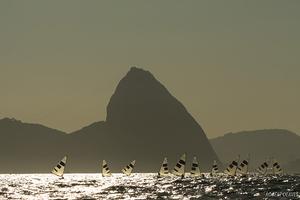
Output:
(0, 173), (299, 200)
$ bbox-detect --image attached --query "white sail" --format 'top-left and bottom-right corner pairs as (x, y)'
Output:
(102, 160), (112, 177)
(211, 160), (218, 175)
(172, 153), (186, 177)
(190, 156), (201, 177)
(224, 156), (239, 176)
(257, 161), (269, 175)
(158, 157), (169, 177)
(237, 156), (249, 175)
(122, 160), (136, 176)
(272, 159), (283, 175)
(51, 156), (67, 177)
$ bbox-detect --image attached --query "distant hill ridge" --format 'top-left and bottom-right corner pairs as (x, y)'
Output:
(0, 117), (66, 173)
(1, 117), (299, 172)
(209, 129), (300, 172)
(0, 117), (66, 135)
(214, 129), (298, 139)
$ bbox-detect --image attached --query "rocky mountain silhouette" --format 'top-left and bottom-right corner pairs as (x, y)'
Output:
(0, 67), (220, 173)
(210, 129), (300, 172)
(67, 67), (220, 172)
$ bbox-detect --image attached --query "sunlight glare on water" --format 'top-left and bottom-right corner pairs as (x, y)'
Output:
(0, 173), (299, 199)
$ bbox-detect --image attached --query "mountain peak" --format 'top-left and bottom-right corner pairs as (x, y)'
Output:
(128, 66), (151, 74)
(106, 67), (181, 127)
(120, 66), (157, 88)
(125, 66), (154, 80)
(103, 67), (219, 170)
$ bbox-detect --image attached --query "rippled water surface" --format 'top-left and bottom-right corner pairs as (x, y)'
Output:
(0, 173), (299, 199)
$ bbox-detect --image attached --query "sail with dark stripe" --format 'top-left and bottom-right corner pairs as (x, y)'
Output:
(102, 160), (112, 177)
(172, 153), (186, 177)
(237, 155), (249, 175)
(257, 161), (269, 175)
(211, 160), (219, 175)
(272, 159), (283, 175)
(121, 160), (136, 176)
(158, 157), (169, 177)
(51, 156), (67, 178)
(190, 156), (201, 177)
(224, 156), (239, 176)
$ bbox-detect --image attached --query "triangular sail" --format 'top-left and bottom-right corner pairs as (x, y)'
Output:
(237, 156), (249, 175)
(211, 160), (218, 175)
(172, 153), (186, 177)
(122, 160), (136, 176)
(272, 159), (283, 175)
(257, 161), (269, 175)
(224, 156), (239, 176)
(158, 157), (169, 177)
(190, 156), (201, 177)
(102, 160), (112, 177)
(51, 156), (67, 177)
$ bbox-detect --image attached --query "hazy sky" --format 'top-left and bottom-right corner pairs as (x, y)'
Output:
(1, 1), (299, 138)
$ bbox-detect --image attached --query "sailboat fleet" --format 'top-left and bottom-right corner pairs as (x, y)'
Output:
(222, 156), (283, 177)
(51, 154), (284, 178)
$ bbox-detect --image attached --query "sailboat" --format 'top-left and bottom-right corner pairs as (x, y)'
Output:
(121, 160), (136, 176)
(211, 160), (219, 176)
(257, 160), (269, 175)
(102, 160), (112, 177)
(237, 156), (249, 176)
(51, 156), (67, 178)
(172, 153), (186, 178)
(224, 156), (239, 176)
(272, 159), (283, 175)
(190, 156), (201, 177)
(158, 157), (169, 177)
